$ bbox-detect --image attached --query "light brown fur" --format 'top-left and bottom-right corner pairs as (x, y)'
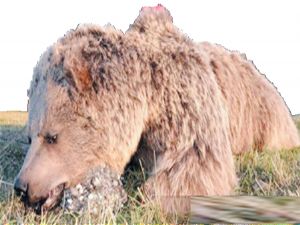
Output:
(16, 5), (299, 212)
(199, 42), (300, 154)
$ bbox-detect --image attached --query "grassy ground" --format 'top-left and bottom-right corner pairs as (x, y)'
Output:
(0, 111), (300, 223)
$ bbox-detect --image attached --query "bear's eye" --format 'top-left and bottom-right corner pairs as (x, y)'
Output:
(28, 136), (32, 144)
(45, 134), (58, 144)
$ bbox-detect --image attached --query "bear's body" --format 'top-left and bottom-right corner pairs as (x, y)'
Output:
(200, 42), (300, 154)
(15, 5), (299, 213)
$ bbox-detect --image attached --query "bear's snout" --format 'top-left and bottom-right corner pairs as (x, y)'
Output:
(14, 176), (28, 198)
(14, 176), (56, 214)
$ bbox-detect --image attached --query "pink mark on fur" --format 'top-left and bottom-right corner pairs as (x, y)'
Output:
(141, 4), (165, 12)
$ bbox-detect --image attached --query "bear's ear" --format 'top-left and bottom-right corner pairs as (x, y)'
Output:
(64, 51), (92, 92)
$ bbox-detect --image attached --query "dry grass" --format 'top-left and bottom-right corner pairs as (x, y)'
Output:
(0, 111), (300, 223)
(0, 111), (27, 126)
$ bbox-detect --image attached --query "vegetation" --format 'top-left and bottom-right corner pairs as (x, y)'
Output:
(0, 111), (300, 223)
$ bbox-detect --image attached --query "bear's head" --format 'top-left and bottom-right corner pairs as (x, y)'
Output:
(14, 25), (148, 213)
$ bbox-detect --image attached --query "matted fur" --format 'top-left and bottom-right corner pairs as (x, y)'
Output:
(17, 5), (299, 213)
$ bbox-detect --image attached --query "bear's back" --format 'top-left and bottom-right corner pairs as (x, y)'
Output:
(199, 42), (300, 153)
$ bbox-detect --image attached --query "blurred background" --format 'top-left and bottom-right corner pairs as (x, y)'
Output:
(0, 0), (299, 114)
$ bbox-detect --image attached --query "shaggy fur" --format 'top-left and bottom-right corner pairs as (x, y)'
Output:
(198, 43), (300, 154)
(16, 5), (299, 213)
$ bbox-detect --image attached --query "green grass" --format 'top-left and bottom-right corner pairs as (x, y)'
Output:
(0, 111), (300, 223)
(236, 148), (300, 196)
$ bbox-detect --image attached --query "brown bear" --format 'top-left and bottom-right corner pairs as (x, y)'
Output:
(14, 5), (299, 213)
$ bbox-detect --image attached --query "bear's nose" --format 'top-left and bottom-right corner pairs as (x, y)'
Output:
(14, 177), (28, 198)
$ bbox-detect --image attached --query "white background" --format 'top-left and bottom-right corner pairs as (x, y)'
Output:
(0, 0), (299, 114)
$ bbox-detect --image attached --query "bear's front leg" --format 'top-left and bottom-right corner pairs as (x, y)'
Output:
(141, 143), (237, 214)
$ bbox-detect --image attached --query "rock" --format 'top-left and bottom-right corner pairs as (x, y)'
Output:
(61, 165), (127, 215)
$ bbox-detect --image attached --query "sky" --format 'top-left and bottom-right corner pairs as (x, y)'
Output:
(0, 0), (299, 114)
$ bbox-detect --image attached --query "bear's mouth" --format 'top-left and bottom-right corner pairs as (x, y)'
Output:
(39, 183), (65, 213)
